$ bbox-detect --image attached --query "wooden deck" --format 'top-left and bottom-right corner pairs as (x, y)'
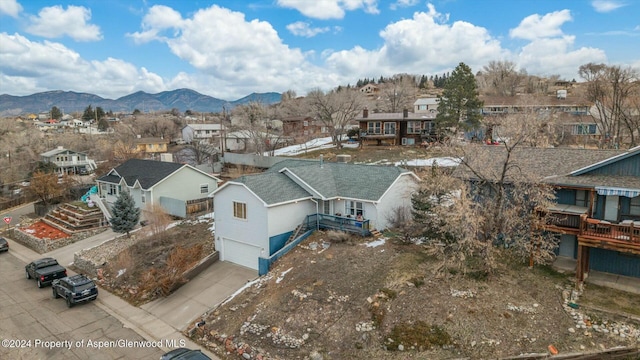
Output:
(306, 213), (371, 237)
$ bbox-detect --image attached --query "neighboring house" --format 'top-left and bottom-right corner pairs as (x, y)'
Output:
(282, 116), (329, 141)
(354, 108), (437, 146)
(96, 158), (220, 218)
(359, 84), (379, 95)
(134, 137), (169, 154)
(223, 130), (291, 153)
(454, 145), (640, 282)
(181, 123), (223, 144)
(414, 97), (440, 113)
(480, 94), (591, 116)
(40, 146), (97, 175)
(213, 159), (420, 271)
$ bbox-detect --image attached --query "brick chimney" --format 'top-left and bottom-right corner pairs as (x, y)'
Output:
(363, 108), (369, 118)
(403, 108), (408, 118)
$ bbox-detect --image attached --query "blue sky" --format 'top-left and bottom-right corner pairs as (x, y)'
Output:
(0, 0), (638, 100)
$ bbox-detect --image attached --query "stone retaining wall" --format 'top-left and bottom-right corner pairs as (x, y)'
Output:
(10, 227), (108, 254)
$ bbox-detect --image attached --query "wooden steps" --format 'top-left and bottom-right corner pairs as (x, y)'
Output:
(370, 229), (382, 238)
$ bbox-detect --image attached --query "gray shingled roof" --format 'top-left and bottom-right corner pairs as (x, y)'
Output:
(97, 159), (184, 189)
(550, 174), (640, 190)
(234, 159), (413, 205)
(452, 146), (623, 183)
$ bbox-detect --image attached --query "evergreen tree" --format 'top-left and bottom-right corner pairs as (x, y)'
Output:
(435, 62), (483, 139)
(50, 106), (62, 120)
(110, 191), (140, 237)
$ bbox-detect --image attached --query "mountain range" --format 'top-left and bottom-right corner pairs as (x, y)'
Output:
(0, 89), (282, 116)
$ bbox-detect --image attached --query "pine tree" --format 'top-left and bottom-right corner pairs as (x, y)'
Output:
(110, 191), (140, 237)
(435, 62), (483, 139)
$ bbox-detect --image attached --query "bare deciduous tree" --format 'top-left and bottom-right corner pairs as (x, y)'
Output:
(480, 60), (527, 96)
(29, 171), (64, 206)
(579, 63), (639, 148)
(306, 87), (365, 149)
(378, 74), (418, 113)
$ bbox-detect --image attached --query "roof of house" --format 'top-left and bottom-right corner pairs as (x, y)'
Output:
(414, 98), (440, 106)
(183, 123), (222, 130)
(481, 95), (591, 107)
(452, 145), (635, 189)
(355, 111), (437, 121)
(134, 137), (169, 144)
(97, 159), (184, 188)
(40, 147), (85, 157)
(228, 159), (417, 205)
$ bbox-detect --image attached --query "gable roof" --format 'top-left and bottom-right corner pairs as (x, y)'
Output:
(451, 145), (640, 192)
(40, 147), (85, 157)
(224, 159), (417, 206)
(97, 159), (184, 188)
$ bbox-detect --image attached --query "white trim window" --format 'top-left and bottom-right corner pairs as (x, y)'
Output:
(407, 121), (421, 134)
(200, 184), (209, 194)
(346, 201), (363, 217)
(141, 193), (146, 204)
(383, 122), (396, 135)
(367, 121), (381, 134)
(233, 201), (247, 219)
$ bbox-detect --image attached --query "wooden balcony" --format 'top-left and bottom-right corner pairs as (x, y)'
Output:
(541, 206), (640, 255)
(580, 219), (640, 255)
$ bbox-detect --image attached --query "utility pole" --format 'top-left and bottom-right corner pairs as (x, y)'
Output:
(220, 106), (226, 158)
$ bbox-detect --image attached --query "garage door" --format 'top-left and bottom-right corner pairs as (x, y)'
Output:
(222, 238), (262, 270)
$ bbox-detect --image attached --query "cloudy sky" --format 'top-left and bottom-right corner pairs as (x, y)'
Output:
(0, 0), (638, 100)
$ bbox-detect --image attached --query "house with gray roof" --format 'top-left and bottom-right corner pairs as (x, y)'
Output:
(213, 159), (420, 271)
(40, 146), (97, 175)
(96, 158), (220, 218)
(453, 145), (640, 282)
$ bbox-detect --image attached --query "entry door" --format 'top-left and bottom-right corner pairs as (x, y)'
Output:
(604, 195), (619, 221)
(323, 200), (331, 214)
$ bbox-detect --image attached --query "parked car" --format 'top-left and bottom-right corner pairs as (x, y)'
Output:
(52, 274), (98, 307)
(0, 237), (8, 252)
(25, 257), (67, 288)
(160, 348), (211, 360)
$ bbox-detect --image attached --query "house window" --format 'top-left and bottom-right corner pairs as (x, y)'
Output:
(575, 190), (587, 207)
(418, 105), (427, 111)
(200, 184), (209, 194)
(323, 200), (330, 214)
(233, 202), (247, 219)
(346, 201), (363, 217)
(631, 196), (640, 216)
(141, 193), (146, 204)
(108, 184), (118, 195)
(367, 121), (381, 134)
(384, 122), (396, 135)
(407, 121), (421, 134)
(303, 120), (309, 127)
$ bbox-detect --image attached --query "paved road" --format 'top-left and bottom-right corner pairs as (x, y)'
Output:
(0, 251), (166, 360)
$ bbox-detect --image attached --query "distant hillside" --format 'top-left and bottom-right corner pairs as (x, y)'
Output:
(0, 89), (282, 116)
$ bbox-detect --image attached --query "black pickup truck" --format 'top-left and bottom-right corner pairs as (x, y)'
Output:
(25, 257), (67, 288)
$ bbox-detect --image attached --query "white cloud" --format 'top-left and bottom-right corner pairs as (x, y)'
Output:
(27, 5), (102, 41)
(0, 0), (22, 18)
(509, 9), (572, 40)
(325, 5), (507, 77)
(276, 0), (379, 20)
(516, 36), (607, 78)
(0, 33), (163, 98)
(390, 0), (420, 10)
(591, 0), (627, 13)
(127, 5), (183, 44)
(287, 21), (330, 37)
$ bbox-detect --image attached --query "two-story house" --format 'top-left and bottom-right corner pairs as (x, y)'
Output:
(282, 116), (329, 142)
(181, 124), (223, 144)
(355, 108), (437, 146)
(40, 147), (97, 175)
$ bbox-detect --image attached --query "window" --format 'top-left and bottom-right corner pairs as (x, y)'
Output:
(303, 120), (309, 127)
(575, 190), (587, 207)
(346, 201), (363, 216)
(407, 121), (421, 134)
(233, 201), (247, 219)
(108, 184), (118, 195)
(383, 122), (396, 135)
(418, 105), (427, 111)
(200, 184), (209, 194)
(141, 193), (146, 203)
(631, 196), (640, 216)
(367, 121), (381, 134)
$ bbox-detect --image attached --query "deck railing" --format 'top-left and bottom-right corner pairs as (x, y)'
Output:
(306, 213), (371, 236)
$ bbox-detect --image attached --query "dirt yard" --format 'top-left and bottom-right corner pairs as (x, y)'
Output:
(189, 231), (639, 360)
(83, 218), (215, 306)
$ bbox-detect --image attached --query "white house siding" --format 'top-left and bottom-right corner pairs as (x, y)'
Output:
(267, 200), (316, 238)
(375, 174), (419, 230)
(151, 167), (218, 206)
(214, 184), (269, 266)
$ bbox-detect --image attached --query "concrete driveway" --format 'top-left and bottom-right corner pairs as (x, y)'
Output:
(141, 261), (257, 330)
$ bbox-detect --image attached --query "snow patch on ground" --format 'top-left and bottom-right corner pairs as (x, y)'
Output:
(276, 267), (293, 284)
(365, 238), (386, 248)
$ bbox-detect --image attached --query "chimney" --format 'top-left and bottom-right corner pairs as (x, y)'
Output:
(363, 108), (368, 118)
(403, 108), (408, 118)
